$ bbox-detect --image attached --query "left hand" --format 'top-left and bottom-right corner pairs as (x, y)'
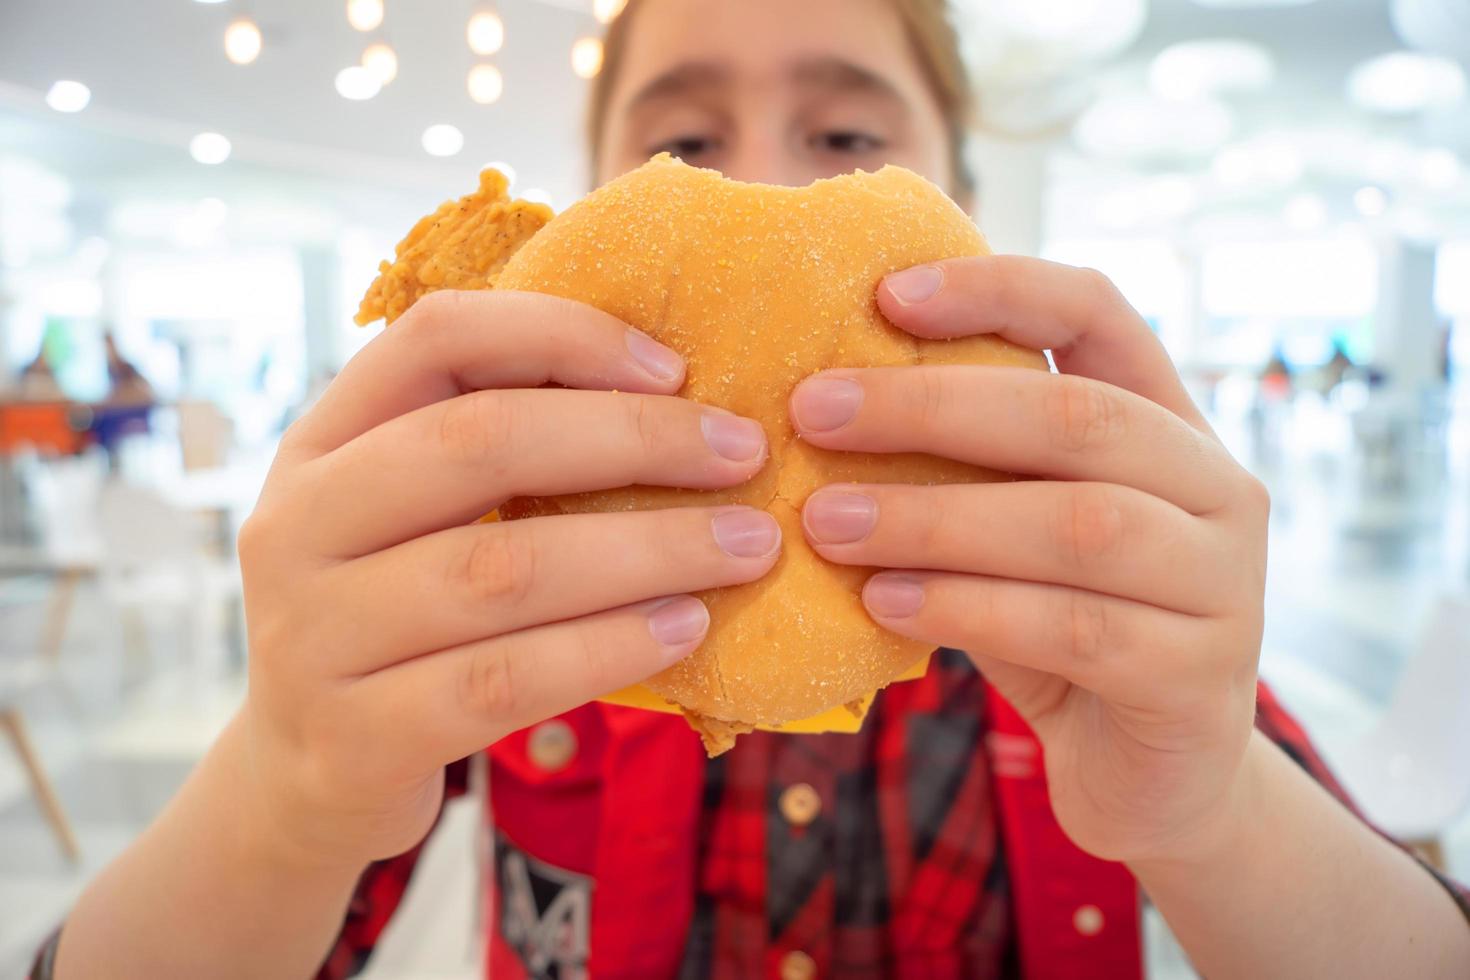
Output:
(791, 256), (1270, 864)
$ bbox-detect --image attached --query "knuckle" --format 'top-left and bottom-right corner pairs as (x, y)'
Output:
(1077, 267), (1125, 310)
(625, 397), (664, 457)
(907, 369), (952, 430)
(1239, 473), (1271, 518)
(454, 528), (537, 608)
(1044, 378), (1125, 455)
(1059, 590), (1111, 669)
(1055, 485), (1126, 566)
(461, 647), (519, 720)
(437, 392), (514, 466)
(401, 288), (465, 334)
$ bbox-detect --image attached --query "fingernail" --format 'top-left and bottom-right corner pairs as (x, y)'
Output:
(701, 412), (766, 462)
(648, 596), (709, 652)
(884, 265), (943, 306)
(864, 575), (925, 619)
(803, 491), (878, 544)
(711, 508), (782, 558)
(791, 377), (863, 432)
(625, 329), (684, 383)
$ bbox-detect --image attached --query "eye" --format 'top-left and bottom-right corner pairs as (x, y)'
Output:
(650, 135), (721, 160)
(811, 130), (886, 154)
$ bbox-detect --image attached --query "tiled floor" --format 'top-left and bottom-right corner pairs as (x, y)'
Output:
(1, 396), (1467, 978)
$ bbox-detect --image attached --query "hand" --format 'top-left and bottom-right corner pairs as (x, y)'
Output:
(790, 257), (1269, 864)
(237, 290), (780, 870)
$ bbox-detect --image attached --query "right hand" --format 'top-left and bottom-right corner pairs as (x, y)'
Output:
(235, 290), (779, 870)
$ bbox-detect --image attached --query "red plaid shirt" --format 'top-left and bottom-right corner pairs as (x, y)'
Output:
(309, 649), (1468, 979)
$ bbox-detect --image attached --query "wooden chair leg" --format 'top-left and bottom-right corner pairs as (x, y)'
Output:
(42, 568), (83, 663)
(0, 707), (81, 862)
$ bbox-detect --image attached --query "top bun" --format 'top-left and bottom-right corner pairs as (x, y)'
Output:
(494, 154), (1047, 752)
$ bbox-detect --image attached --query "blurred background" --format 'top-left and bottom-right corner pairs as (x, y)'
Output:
(0, 0), (1467, 976)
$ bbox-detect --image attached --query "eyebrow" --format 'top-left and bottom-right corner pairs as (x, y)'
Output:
(625, 57), (910, 111)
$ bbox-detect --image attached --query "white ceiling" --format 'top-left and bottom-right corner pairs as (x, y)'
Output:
(0, 0), (1465, 243)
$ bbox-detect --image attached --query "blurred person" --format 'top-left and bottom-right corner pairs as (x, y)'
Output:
(38, 2), (1470, 979)
(13, 347), (64, 401)
(1320, 337), (1357, 396)
(102, 332), (155, 406)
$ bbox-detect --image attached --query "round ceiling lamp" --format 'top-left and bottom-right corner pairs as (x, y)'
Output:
(954, 0), (1147, 83)
(1149, 40), (1275, 100)
(468, 64), (504, 104)
(1347, 51), (1466, 114)
(362, 43), (398, 85)
(593, 0), (627, 23)
(1073, 94), (1235, 161)
(467, 10), (505, 56)
(189, 132), (232, 165)
(45, 80), (91, 113)
(224, 18), (262, 65)
(423, 124), (466, 157)
(347, 0), (385, 32)
(571, 37), (604, 79)
(335, 65), (382, 100)
(1392, 0), (1470, 63)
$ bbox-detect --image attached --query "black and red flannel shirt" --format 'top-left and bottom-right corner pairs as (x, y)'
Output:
(308, 648), (1470, 979)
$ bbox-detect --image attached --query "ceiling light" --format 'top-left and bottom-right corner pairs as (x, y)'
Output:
(467, 64), (504, 104)
(224, 18), (262, 65)
(467, 10), (505, 56)
(1417, 148), (1462, 190)
(422, 124), (465, 157)
(347, 0), (385, 32)
(593, 0), (628, 23)
(45, 80), (91, 113)
(1073, 95), (1234, 160)
(335, 66), (382, 101)
(1354, 186), (1388, 217)
(486, 160), (517, 187)
(1210, 139), (1303, 188)
(1347, 51), (1466, 114)
(189, 132), (232, 165)
(1284, 193), (1328, 232)
(521, 188), (555, 208)
(1149, 40), (1275, 100)
(571, 37), (604, 79)
(362, 43), (398, 84)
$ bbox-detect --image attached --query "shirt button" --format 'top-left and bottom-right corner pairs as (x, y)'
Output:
(1073, 904), (1104, 937)
(779, 950), (817, 980)
(778, 782), (822, 827)
(527, 720), (577, 772)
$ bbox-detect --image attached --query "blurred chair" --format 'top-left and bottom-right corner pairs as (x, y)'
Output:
(1328, 595), (1470, 869)
(95, 481), (242, 680)
(4, 454), (106, 661)
(0, 703), (81, 862)
(177, 400), (235, 473)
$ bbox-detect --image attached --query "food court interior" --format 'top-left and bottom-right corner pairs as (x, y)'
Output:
(1, 0), (1468, 976)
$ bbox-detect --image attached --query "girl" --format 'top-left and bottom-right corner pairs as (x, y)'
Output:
(41, 1), (1470, 977)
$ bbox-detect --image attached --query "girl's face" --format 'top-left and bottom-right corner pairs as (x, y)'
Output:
(596, 0), (955, 195)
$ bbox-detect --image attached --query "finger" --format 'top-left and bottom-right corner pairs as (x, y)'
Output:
(324, 506), (780, 674)
(790, 366), (1232, 514)
(300, 388), (769, 556)
(859, 570), (1214, 710)
(348, 596), (709, 769)
(285, 290), (688, 458)
(802, 482), (1228, 615)
(877, 256), (1210, 433)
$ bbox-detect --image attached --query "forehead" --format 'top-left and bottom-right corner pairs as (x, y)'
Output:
(610, 0), (931, 107)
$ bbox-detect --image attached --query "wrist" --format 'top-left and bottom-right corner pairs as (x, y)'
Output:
(1127, 731), (1268, 881)
(216, 710), (371, 883)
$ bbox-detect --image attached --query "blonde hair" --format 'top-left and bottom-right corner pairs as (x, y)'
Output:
(586, 0), (977, 194)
